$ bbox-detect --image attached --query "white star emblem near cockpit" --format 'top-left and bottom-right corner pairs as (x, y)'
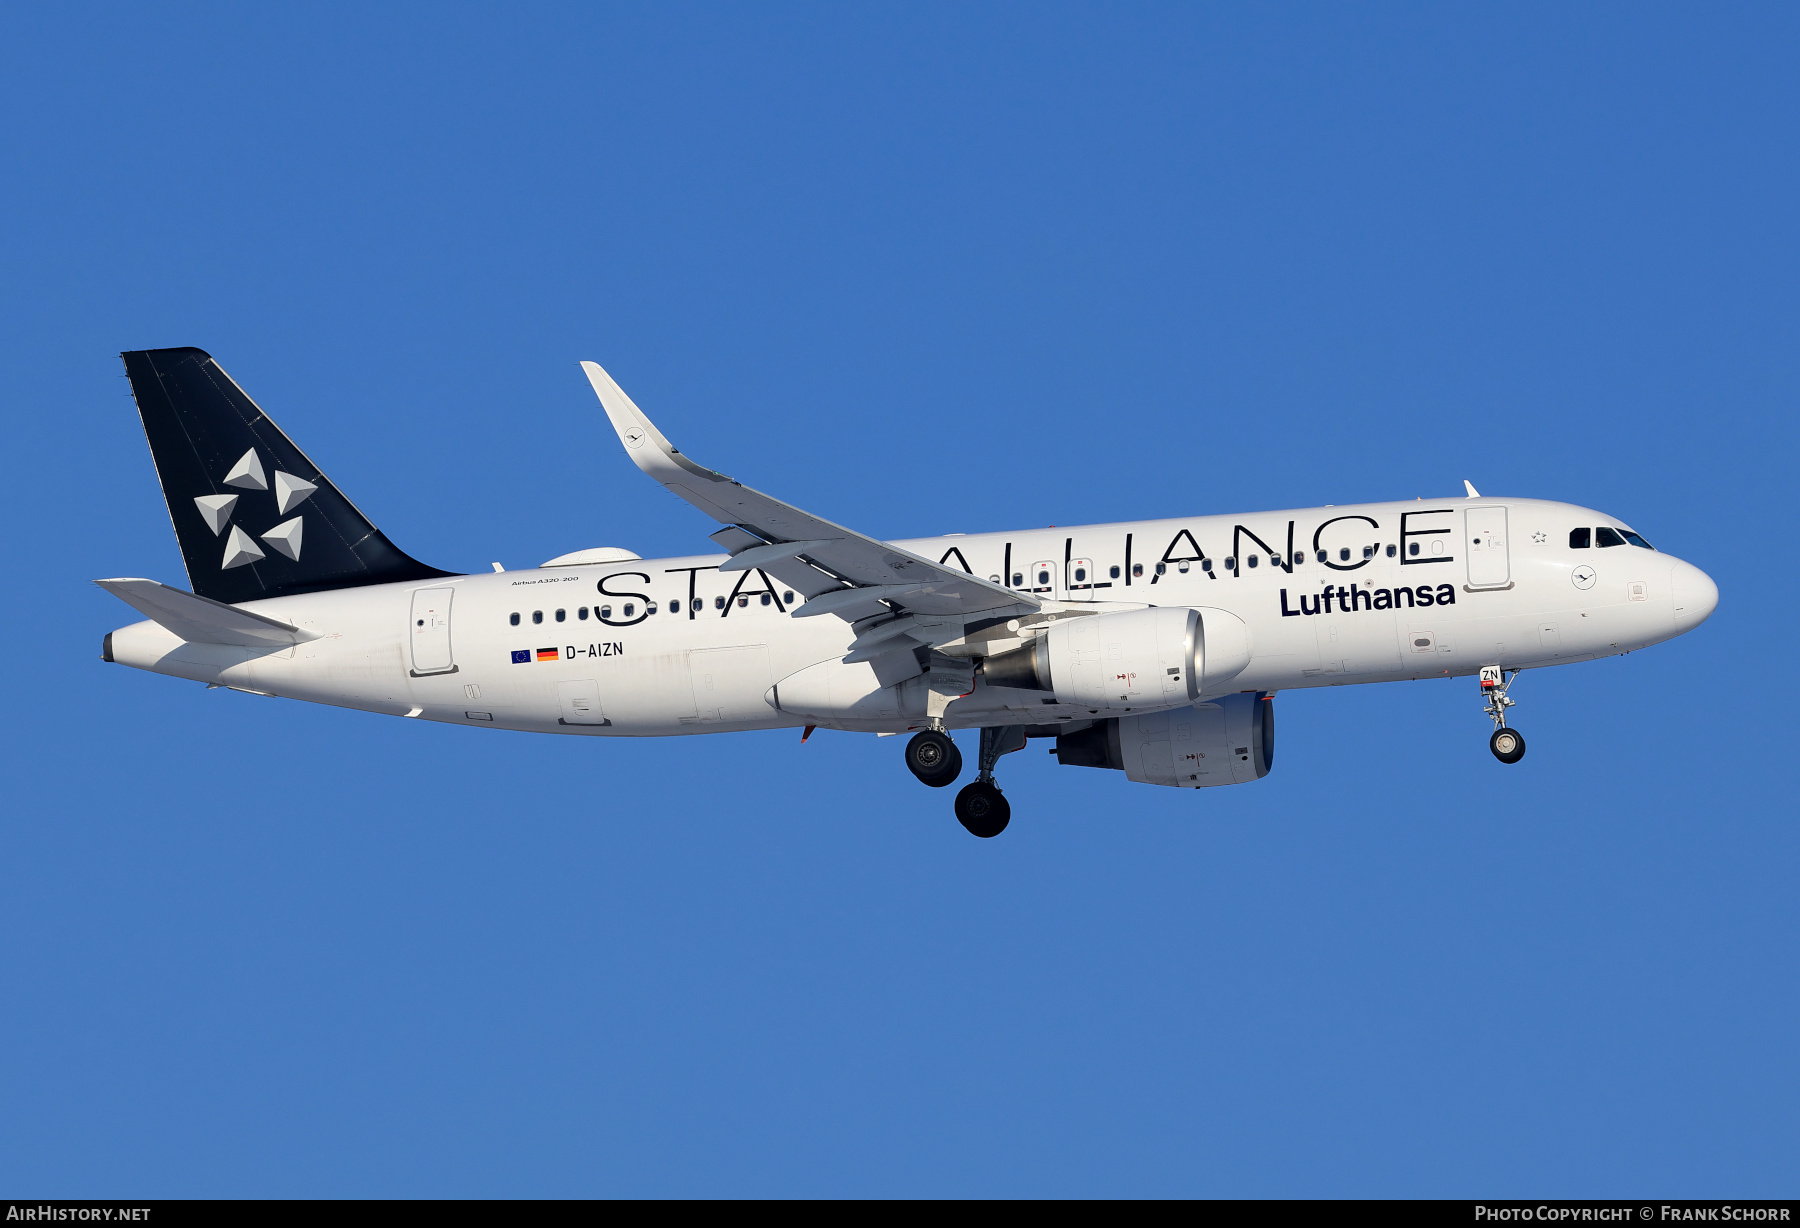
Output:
(193, 448), (317, 569)
(1532, 531), (1547, 544)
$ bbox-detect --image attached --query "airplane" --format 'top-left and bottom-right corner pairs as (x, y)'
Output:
(98, 347), (1719, 837)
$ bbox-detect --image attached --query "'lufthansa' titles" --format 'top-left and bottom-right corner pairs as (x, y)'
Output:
(1280, 584), (1456, 616)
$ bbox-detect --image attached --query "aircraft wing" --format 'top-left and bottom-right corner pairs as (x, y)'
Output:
(581, 361), (1040, 625)
(95, 577), (320, 648)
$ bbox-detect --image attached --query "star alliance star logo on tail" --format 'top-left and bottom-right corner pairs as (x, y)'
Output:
(190, 448), (317, 570)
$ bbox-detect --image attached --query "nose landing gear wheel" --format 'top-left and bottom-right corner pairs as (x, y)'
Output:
(1489, 727), (1526, 764)
(905, 730), (963, 787)
(954, 781), (1011, 837)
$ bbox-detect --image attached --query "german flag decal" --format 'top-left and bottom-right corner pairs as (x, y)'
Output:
(536, 647), (559, 662)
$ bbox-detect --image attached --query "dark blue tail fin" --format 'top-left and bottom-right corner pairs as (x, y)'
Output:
(121, 347), (453, 603)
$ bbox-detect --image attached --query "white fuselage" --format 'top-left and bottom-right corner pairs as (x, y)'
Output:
(106, 497), (1716, 736)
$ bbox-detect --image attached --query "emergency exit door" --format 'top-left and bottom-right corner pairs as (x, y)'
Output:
(1067, 557), (1097, 602)
(409, 587), (456, 675)
(1465, 507), (1511, 589)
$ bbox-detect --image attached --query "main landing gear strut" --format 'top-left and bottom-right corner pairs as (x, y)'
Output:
(904, 725), (1023, 837)
(1481, 665), (1526, 764)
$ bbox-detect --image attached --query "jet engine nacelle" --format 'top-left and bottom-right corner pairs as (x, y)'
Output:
(983, 606), (1196, 710)
(1052, 692), (1275, 788)
(983, 605), (1249, 711)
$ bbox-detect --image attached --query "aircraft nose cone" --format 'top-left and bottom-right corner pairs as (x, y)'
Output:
(1670, 559), (1718, 633)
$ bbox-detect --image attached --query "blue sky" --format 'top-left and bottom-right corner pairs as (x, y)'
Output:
(1, 3), (1795, 1197)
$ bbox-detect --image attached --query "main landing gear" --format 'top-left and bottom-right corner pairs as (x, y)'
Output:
(904, 729), (962, 788)
(905, 726), (1024, 838)
(1480, 665), (1526, 764)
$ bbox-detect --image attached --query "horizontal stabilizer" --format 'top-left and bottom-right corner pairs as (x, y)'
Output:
(94, 578), (319, 648)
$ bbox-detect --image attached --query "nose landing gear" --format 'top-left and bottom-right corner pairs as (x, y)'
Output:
(1480, 665), (1526, 764)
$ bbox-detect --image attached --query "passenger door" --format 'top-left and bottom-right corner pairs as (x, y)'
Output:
(408, 587), (456, 676)
(1027, 560), (1058, 597)
(1466, 507), (1511, 589)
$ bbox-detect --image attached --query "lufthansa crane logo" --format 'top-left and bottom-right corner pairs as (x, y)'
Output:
(191, 448), (317, 570)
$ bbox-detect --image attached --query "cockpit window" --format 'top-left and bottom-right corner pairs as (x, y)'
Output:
(1569, 527), (1590, 549)
(1596, 527), (1626, 548)
(1620, 529), (1655, 550)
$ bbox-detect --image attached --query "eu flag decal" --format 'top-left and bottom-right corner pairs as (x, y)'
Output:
(511, 650), (530, 664)
(537, 647), (559, 662)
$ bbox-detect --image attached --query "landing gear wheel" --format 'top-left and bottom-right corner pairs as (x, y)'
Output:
(1489, 727), (1526, 764)
(954, 781), (1011, 838)
(905, 730), (963, 787)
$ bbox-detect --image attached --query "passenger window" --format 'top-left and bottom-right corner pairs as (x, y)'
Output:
(578, 607), (589, 620)
(647, 602), (658, 614)
(1132, 563), (1144, 578)
(1178, 560), (1189, 573)
(1597, 527), (1626, 548)
(760, 594), (771, 606)
(1224, 557), (1237, 571)
(1569, 527), (1590, 548)
(1037, 569), (1050, 586)
(532, 611), (543, 624)
(692, 598), (703, 612)
(599, 605), (612, 619)
(1247, 555), (1258, 568)
(737, 596), (748, 607)
(783, 591), (794, 604)
(1317, 550), (1328, 563)
(1011, 572), (1024, 586)
(555, 609), (566, 622)
(1294, 551), (1306, 565)
(509, 612), (520, 626)
(1621, 530), (1655, 550)
(1109, 565), (1120, 579)
(714, 596), (726, 609)
(1361, 546), (1373, 560)
(624, 603), (636, 617)
(1385, 545), (1396, 558)
(1339, 548), (1350, 562)
(1073, 567), (1086, 582)
(1408, 543), (1420, 557)
(1201, 558), (1213, 573)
